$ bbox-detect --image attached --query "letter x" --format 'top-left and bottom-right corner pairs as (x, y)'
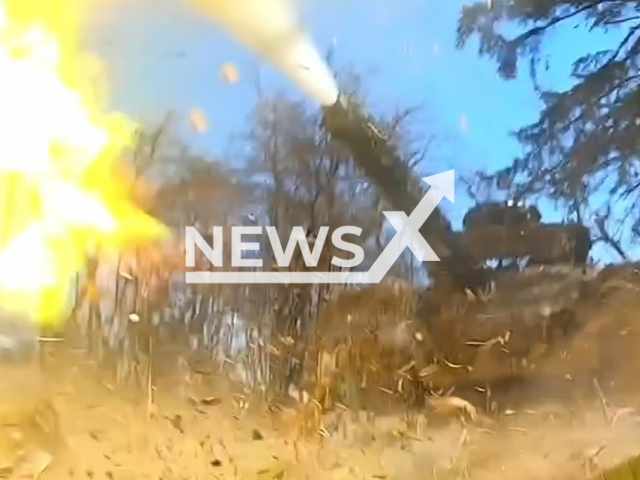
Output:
(381, 184), (443, 262)
(366, 181), (446, 283)
(383, 211), (437, 261)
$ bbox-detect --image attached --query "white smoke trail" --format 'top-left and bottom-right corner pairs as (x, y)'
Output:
(183, 0), (339, 106)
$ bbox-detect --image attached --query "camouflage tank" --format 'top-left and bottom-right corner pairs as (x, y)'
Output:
(321, 95), (591, 291)
(320, 95), (596, 394)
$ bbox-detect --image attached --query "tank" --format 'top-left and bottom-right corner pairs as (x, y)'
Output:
(321, 96), (591, 286)
(318, 94), (598, 401)
(462, 201), (541, 230)
(459, 201), (591, 268)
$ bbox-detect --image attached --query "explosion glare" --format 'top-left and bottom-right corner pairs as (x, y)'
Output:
(0, 0), (167, 326)
(184, 0), (339, 106)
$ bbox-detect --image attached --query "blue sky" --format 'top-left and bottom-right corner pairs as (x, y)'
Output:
(84, 0), (622, 234)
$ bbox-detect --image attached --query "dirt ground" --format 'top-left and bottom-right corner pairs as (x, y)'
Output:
(0, 271), (634, 480)
(8, 339), (634, 480)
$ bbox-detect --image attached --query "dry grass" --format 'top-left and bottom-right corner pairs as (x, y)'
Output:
(23, 348), (640, 480)
(5, 267), (640, 480)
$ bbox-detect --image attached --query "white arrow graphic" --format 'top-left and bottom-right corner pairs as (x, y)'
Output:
(365, 170), (455, 283)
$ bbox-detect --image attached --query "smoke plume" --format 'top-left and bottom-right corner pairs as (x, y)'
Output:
(183, 0), (339, 106)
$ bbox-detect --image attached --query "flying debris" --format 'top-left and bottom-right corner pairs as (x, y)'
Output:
(189, 109), (208, 133)
(220, 62), (239, 83)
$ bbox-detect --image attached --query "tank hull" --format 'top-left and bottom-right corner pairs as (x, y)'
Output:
(458, 223), (591, 265)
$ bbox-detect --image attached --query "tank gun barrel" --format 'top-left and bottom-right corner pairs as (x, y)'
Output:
(321, 95), (485, 291)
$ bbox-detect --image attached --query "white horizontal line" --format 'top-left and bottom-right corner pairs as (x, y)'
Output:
(185, 271), (376, 284)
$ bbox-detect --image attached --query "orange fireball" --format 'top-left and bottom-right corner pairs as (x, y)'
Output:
(0, 0), (167, 326)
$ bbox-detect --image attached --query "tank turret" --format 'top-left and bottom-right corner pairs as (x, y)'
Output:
(459, 201), (590, 268)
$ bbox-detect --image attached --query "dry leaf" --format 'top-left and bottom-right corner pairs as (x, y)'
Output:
(220, 62), (239, 83)
(118, 270), (133, 280)
(611, 407), (635, 425)
(168, 414), (184, 433)
(428, 396), (477, 421)
(418, 364), (439, 377)
(189, 109), (207, 133)
(279, 335), (295, 346)
(12, 450), (52, 480)
(399, 360), (416, 374)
